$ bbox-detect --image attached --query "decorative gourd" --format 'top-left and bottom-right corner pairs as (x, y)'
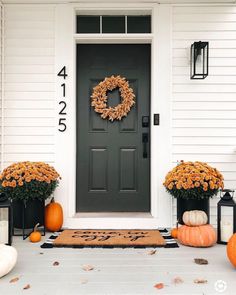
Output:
(227, 233), (236, 267)
(183, 210), (208, 226)
(0, 244), (17, 278)
(171, 228), (178, 239)
(178, 224), (216, 247)
(29, 223), (41, 243)
(45, 198), (63, 232)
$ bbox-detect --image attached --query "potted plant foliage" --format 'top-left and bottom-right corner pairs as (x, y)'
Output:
(0, 161), (60, 229)
(163, 161), (224, 224)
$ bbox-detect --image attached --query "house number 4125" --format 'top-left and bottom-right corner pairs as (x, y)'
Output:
(57, 66), (68, 132)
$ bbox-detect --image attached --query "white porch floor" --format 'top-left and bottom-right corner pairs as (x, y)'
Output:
(0, 234), (235, 295)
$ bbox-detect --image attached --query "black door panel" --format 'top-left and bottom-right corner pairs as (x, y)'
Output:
(76, 44), (150, 212)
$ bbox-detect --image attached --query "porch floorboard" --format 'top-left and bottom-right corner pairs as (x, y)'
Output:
(0, 234), (234, 295)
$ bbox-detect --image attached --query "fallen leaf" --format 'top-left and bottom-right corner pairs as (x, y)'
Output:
(53, 261), (60, 266)
(194, 279), (208, 284)
(82, 264), (94, 271)
(80, 279), (88, 284)
(147, 250), (157, 255)
(154, 283), (164, 289)
(194, 258), (208, 265)
(9, 277), (19, 283)
(39, 252), (44, 255)
(173, 277), (184, 284)
(23, 284), (31, 290)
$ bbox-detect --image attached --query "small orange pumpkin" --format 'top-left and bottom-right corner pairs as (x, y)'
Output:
(227, 233), (236, 267)
(29, 223), (41, 243)
(178, 224), (216, 247)
(171, 228), (178, 239)
(45, 198), (63, 232)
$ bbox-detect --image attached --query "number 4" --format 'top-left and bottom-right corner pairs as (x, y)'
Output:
(57, 66), (68, 79)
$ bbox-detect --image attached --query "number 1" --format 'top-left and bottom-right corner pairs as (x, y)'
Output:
(61, 83), (66, 97)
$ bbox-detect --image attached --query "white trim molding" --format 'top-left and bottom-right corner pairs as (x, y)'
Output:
(55, 2), (173, 229)
(1, 4), (4, 171)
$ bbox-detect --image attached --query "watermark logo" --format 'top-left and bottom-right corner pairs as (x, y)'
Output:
(215, 280), (227, 293)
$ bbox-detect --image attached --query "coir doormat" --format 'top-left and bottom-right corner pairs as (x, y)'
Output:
(41, 229), (179, 248)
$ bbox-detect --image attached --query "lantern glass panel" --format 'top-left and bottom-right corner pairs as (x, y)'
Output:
(0, 208), (9, 244)
(220, 206), (234, 243)
(195, 48), (204, 75)
(203, 48), (208, 75)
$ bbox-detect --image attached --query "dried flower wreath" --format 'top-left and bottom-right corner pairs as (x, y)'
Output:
(91, 75), (135, 121)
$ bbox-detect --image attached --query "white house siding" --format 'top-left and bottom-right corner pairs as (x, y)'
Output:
(3, 5), (55, 168)
(172, 5), (236, 226)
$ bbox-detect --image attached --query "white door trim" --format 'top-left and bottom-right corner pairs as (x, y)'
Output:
(54, 2), (173, 229)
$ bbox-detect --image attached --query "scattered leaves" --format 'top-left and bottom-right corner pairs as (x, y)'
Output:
(147, 249), (157, 255)
(194, 279), (208, 284)
(80, 279), (88, 284)
(23, 284), (31, 290)
(194, 258), (208, 265)
(82, 264), (94, 271)
(53, 261), (60, 266)
(9, 277), (19, 283)
(173, 277), (184, 284)
(154, 283), (164, 289)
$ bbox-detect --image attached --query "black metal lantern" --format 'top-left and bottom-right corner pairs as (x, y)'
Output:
(217, 189), (236, 244)
(0, 196), (13, 245)
(190, 41), (209, 79)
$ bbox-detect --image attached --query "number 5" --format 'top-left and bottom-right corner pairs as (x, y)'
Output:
(58, 118), (66, 132)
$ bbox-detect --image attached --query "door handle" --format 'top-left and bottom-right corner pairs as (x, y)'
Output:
(142, 133), (148, 158)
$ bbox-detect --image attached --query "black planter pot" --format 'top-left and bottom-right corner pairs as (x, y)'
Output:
(177, 198), (210, 225)
(13, 199), (44, 229)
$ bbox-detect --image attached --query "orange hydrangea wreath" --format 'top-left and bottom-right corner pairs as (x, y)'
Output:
(91, 75), (135, 121)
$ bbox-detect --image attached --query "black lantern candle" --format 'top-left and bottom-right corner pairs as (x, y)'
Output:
(217, 189), (236, 244)
(0, 195), (12, 245)
(190, 41), (209, 79)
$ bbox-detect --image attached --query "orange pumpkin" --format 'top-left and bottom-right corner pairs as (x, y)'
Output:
(171, 228), (178, 239)
(45, 198), (63, 232)
(227, 233), (236, 267)
(178, 224), (216, 247)
(29, 223), (41, 243)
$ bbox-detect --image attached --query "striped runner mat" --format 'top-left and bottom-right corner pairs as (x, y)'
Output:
(40, 228), (179, 249)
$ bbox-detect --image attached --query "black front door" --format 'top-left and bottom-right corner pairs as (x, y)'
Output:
(76, 44), (150, 212)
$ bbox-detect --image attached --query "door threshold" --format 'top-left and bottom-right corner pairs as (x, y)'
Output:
(74, 212), (153, 218)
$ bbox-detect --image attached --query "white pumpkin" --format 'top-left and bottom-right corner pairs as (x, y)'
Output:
(0, 244), (17, 278)
(183, 210), (208, 226)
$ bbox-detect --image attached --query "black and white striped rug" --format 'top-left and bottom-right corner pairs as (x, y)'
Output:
(40, 229), (179, 249)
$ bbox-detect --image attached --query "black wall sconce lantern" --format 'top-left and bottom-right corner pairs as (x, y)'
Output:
(190, 41), (209, 79)
(217, 189), (236, 245)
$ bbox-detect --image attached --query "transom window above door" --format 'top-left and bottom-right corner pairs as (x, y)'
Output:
(76, 15), (151, 34)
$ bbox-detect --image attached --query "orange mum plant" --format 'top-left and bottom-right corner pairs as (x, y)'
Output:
(163, 161), (224, 199)
(0, 161), (60, 202)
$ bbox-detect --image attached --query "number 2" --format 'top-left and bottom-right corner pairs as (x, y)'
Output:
(59, 101), (67, 115)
